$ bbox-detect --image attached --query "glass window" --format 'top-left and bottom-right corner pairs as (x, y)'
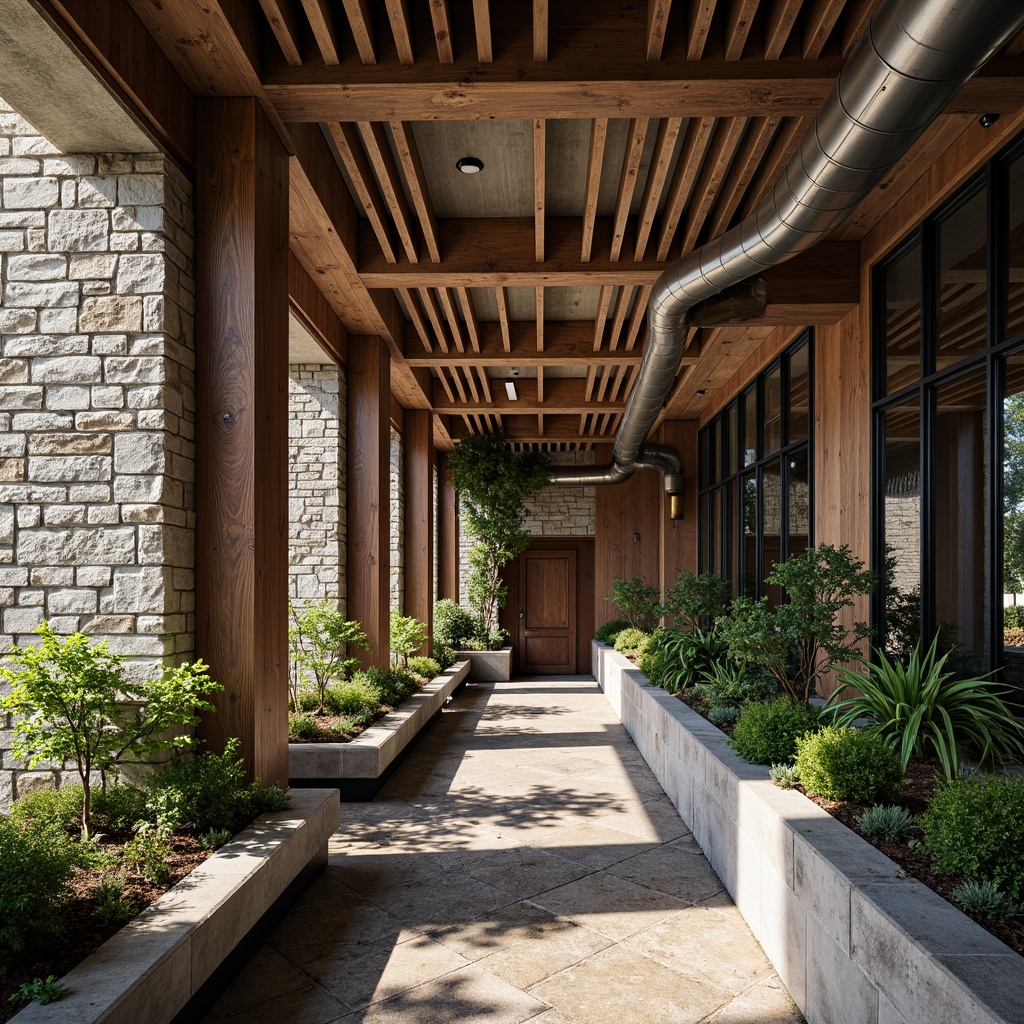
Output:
(743, 387), (757, 466)
(883, 241), (922, 395)
(1008, 156), (1024, 342)
(789, 344), (810, 442)
(741, 473), (757, 597)
(726, 401), (739, 477)
(764, 366), (782, 455)
(762, 459), (783, 603)
(787, 449), (809, 560)
(937, 188), (988, 368)
(1003, 352), (1024, 680)
(725, 479), (739, 596)
(699, 429), (709, 490)
(707, 421), (718, 486)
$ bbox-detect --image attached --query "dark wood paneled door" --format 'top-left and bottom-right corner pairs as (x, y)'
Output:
(518, 548), (578, 674)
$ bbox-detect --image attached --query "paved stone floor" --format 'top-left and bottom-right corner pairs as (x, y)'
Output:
(204, 676), (804, 1023)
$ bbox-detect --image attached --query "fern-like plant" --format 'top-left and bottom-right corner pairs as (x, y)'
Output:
(827, 636), (1024, 781)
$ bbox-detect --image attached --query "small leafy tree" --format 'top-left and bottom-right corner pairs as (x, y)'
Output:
(446, 432), (551, 641)
(663, 571), (732, 631)
(718, 544), (876, 703)
(288, 601), (369, 715)
(604, 575), (660, 631)
(390, 610), (428, 667)
(0, 623), (220, 837)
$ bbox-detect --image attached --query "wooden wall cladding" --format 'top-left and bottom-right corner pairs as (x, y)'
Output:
(657, 421), (699, 585)
(195, 97), (290, 788)
(403, 409), (434, 650)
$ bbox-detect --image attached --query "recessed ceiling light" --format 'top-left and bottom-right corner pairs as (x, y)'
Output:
(505, 380), (518, 401)
(696, 388), (707, 395)
(456, 156), (484, 174)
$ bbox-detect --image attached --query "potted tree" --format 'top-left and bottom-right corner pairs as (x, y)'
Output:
(445, 432), (551, 680)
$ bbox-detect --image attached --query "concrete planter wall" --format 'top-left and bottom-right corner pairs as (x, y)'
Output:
(593, 641), (1024, 1024)
(13, 788), (339, 1024)
(459, 647), (512, 681)
(289, 660), (470, 798)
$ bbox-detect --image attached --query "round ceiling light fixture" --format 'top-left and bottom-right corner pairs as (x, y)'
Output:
(455, 156), (484, 174)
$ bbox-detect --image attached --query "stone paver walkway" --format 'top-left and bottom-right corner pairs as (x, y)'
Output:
(204, 676), (804, 1023)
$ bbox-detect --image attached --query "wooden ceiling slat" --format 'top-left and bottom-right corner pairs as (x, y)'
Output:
(461, 363), (481, 402)
(398, 288), (434, 353)
(593, 285), (615, 350)
(534, 118), (546, 263)
(647, 0), (674, 61)
(538, 366), (545, 403)
(429, 0), (455, 63)
(476, 367), (493, 403)
(389, 120), (440, 262)
(325, 122), (398, 264)
(534, 0), (549, 61)
(300, 0), (342, 64)
(725, 0), (760, 60)
(681, 117), (750, 253)
(706, 116), (780, 238)
(258, 0), (304, 65)
(625, 285), (652, 350)
(656, 116), (717, 261)
(764, 0), (803, 59)
(418, 287), (451, 352)
(841, 0), (882, 58)
(437, 287), (466, 352)
(802, 0), (845, 59)
(341, 0), (377, 63)
(1007, 27), (1024, 57)
(357, 121), (419, 263)
(739, 116), (808, 217)
(434, 378), (624, 414)
(456, 287), (481, 351)
(687, 0), (719, 60)
(384, 0), (414, 63)
(582, 118), (609, 262)
(607, 285), (634, 352)
(596, 362), (613, 402)
(472, 0), (493, 61)
(584, 366), (598, 402)
(448, 365), (470, 402)
(635, 116), (683, 260)
(536, 286), (545, 352)
(493, 286), (512, 353)
(436, 365), (456, 403)
(610, 117), (651, 262)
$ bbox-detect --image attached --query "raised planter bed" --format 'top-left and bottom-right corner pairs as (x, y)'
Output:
(289, 659), (470, 799)
(593, 641), (1024, 1024)
(458, 646), (512, 682)
(12, 787), (339, 1024)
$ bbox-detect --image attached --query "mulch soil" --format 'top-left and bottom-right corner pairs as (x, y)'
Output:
(1, 834), (211, 1022)
(671, 689), (1024, 958)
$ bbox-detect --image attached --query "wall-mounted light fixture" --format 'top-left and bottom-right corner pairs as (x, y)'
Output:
(504, 380), (518, 401)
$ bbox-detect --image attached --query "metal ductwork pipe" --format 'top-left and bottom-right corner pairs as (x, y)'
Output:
(552, 0), (1024, 511)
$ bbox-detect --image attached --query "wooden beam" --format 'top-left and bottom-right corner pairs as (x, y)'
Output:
(765, 0), (804, 59)
(384, 0), (414, 62)
(452, 415), (609, 442)
(581, 118), (609, 262)
(429, 0), (455, 63)
(656, 116), (717, 261)
(342, 0), (377, 63)
(289, 250), (348, 366)
(841, 0), (882, 59)
(534, 0), (548, 61)
(403, 410), (434, 644)
(706, 116), (779, 239)
(390, 120), (441, 262)
(471, 0), (493, 61)
(301, 0), (342, 63)
(348, 335), (391, 669)
(435, 378), (627, 414)
(681, 116), (749, 254)
(358, 121), (420, 263)
(635, 115), (682, 260)
(725, 0), (759, 60)
(646, 0), (674, 60)
(258, 0), (304, 65)
(534, 118), (546, 263)
(264, 59), (1024, 121)
(610, 118), (650, 261)
(495, 286), (512, 352)
(803, 0), (845, 60)
(195, 97), (289, 787)
(739, 115), (807, 217)
(687, 0), (719, 60)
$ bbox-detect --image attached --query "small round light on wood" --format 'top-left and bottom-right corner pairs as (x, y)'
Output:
(455, 156), (484, 174)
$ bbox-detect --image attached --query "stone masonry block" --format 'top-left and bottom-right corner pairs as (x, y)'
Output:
(79, 295), (143, 332)
(138, 525), (193, 568)
(48, 208), (109, 251)
(28, 456), (111, 482)
(805, 917), (878, 1024)
(31, 356), (102, 384)
(0, 308), (36, 333)
(4, 280), (78, 307)
(78, 176), (118, 208)
(104, 356), (166, 384)
(6, 254), (66, 280)
(69, 253), (118, 279)
(3, 176), (59, 208)
(118, 175), (165, 206)
(17, 527), (136, 566)
(114, 432), (165, 474)
(0, 506), (12, 546)
(112, 566), (170, 615)
(117, 253), (165, 294)
(0, 359), (28, 384)
(4, 605), (43, 633)
(28, 433), (111, 456)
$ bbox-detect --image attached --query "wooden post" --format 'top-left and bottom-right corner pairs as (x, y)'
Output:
(403, 409), (434, 651)
(437, 455), (459, 601)
(195, 97), (289, 787)
(348, 336), (391, 668)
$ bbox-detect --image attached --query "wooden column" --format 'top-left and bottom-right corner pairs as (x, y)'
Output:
(403, 409), (434, 649)
(195, 98), (289, 787)
(437, 455), (459, 601)
(348, 336), (391, 668)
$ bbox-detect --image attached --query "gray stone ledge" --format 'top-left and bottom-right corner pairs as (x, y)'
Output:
(593, 641), (1024, 1024)
(288, 659), (470, 784)
(11, 787), (339, 1024)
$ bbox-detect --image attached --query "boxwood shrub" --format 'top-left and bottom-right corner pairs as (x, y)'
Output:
(730, 697), (821, 765)
(794, 726), (903, 803)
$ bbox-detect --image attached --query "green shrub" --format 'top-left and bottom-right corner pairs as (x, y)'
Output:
(827, 637), (1024, 780)
(613, 627), (650, 656)
(637, 627), (669, 684)
(794, 726), (904, 803)
(918, 775), (1024, 898)
(8, 976), (67, 1007)
(433, 599), (475, 649)
(323, 677), (381, 721)
(1004, 605), (1024, 630)
(952, 879), (1023, 919)
(708, 705), (740, 726)
(94, 873), (135, 925)
(288, 712), (321, 740)
(693, 659), (775, 712)
(730, 698), (821, 765)
(432, 642), (456, 671)
(9, 784), (83, 831)
(390, 610), (428, 666)
(660, 628), (731, 694)
(408, 656), (442, 680)
(856, 804), (916, 842)
(0, 816), (82, 953)
(595, 619), (631, 645)
(356, 666), (419, 708)
(92, 784), (151, 833)
(123, 822), (172, 884)
(199, 828), (233, 851)
(663, 571), (731, 631)
(604, 575), (660, 630)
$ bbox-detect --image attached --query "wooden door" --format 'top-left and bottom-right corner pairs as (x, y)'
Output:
(518, 548), (578, 674)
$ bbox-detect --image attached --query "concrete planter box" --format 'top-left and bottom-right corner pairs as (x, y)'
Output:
(289, 659), (470, 798)
(593, 641), (1024, 1024)
(13, 787), (339, 1024)
(459, 646), (512, 681)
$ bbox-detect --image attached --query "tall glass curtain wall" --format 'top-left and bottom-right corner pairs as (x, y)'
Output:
(698, 333), (813, 601)
(874, 132), (1024, 680)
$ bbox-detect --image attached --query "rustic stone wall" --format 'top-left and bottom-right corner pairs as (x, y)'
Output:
(390, 425), (404, 613)
(288, 363), (345, 612)
(0, 99), (195, 808)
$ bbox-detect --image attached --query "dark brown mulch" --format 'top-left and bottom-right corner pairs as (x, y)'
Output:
(1, 834), (211, 1022)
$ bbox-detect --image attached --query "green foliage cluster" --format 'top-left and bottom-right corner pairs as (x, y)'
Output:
(390, 610), (428, 666)
(793, 726), (903, 803)
(0, 623), (220, 837)
(827, 638), (1024, 780)
(433, 598), (476, 649)
(718, 544), (875, 703)
(408, 656), (442, 680)
(952, 879), (1023, 919)
(604, 575), (660, 631)
(663, 571), (732, 631)
(432, 642), (457, 671)
(288, 601), (369, 715)
(768, 763), (799, 789)
(1004, 605), (1024, 630)
(613, 627), (651, 656)
(0, 815), (82, 954)
(94, 873), (135, 925)
(446, 433), (551, 635)
(8, 976), (68, 1007)
(730, 697), (821, 765)
(855, 804), (917, 842)
(123, 823), (173, 884)
(693, 660), (775, 715)
(595, 619), (631, 645)
(918, 775), (1024, 898)
(356, 665), (419, 708)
